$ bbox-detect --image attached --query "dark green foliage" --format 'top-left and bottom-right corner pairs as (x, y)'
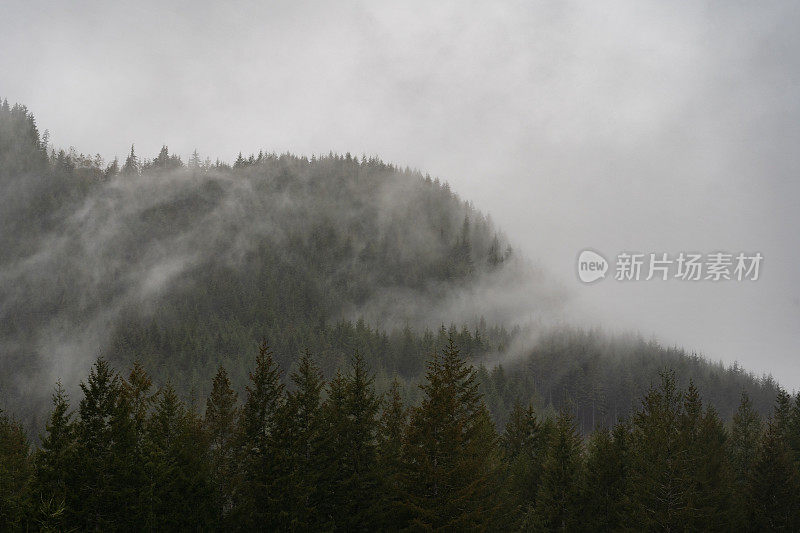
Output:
(729, 392), (763, 486)
(486, 329), (779, 435)
(786, 392), (800, 468)
(0, 407), (31, 529)
(143, 383), (213, 529)
(626, 374), (740, 531)
(581, 422), (629, 531)
(745, 397), (800, 531)
(72, 358), (125, 529)
(205, 365), (239, 524)
(319, 352), (382, 530)
(678, 383), (732, 531)
(1, 344), (799, 531)
(31, 381), (74, 530)
(500, 401), (549, 530)
(233, 341), (287, 530)
(626, 371), (689, 530)
(401, 338), (500, 530)
(281, 350), (327, 529)
(377, 379), (409, 528)
(728, 391), (763, 529)
(527, 411), (584, 531)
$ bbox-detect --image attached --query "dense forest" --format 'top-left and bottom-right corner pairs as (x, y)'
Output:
(0, 101), (782, 436)
(1, 340), (799, 530)
(1, 100), (797, 528)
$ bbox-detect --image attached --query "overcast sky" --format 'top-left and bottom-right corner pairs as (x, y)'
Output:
(2, 0), (799, 389)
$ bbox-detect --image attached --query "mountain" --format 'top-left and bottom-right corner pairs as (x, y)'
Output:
(0, 100), (781, 432)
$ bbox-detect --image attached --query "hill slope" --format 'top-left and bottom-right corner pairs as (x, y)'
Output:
(0, 101), (781, 430)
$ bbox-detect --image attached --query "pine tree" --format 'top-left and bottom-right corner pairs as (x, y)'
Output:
(153, 145), (170, 169)
(581, 422), (629, 531)
(746, 397), (800, 530)
(627, 370), (688, 530)
(679, 383), (732, 531)
(321, 351), (382, 531)
(143, 383), (184, 528)
(150, 145), (182, 171)
(122, 361), (155, 436)
(32, 381), (74, 530)
(0, 408), (31, 530)
(101, 362), (156, 530)
(401, 338), (500, 530)
(282, 350), (326, 529)
(501, 401), (548, 530)
(122, 144), (139, 175)
(188, 149), (202, 171)
(103, 157), (119, 179)
(204, 365), (239, 524)
(107, 365), (146, 529)
(234, 341), (286, 529)
(73, 358), (123, 529)
(528, 410), (584, 531)
(787, 392), (800, 469)
(144, 383), (213, 530)
(377, 378), (408, 529)
(729, 391), (763, 528)
(729, 391), (763, 485)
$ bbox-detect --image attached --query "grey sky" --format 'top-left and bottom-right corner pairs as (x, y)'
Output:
(2, 0), (799, 388)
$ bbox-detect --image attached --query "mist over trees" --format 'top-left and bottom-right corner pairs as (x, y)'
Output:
(0, 100), (783, 434)
(0, 101), (796, 528)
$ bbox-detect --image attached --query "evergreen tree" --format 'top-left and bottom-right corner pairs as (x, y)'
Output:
(102, 362), (156, 530)
(122, 361), (155, 437)
(787, 392), (800, 468)
(321, 351), (382, 531)
(150, 145), (182, 171)
(73, 358), (124, 529)
(728, 391), (763, 528)
(0, 408), (31, 530)
(234, 341), (286, 529)
(500, 401), (548, 530)
(581, 422), (629, 531)
(679, 383), (732, 531)
(144, 383), (213, 530)
(205, 365), (239, 524)
(746, 399), (800, 530)
(528, 410), (584, 531)
(153, 145), (170, 170)
(32, 381), (74, 530)
(282, 350), (326, 530)
(121, 144), (139, 175)
(188, 149), (202, 170)
(107, 365), (146, 529)
(377, 378), (409, 529)
(627, 371), (688, 530)
(401, 338), (500, 530)
(103, 157), (119, 179)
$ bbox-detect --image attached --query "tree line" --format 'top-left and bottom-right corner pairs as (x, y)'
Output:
(1, 339), (799, 531)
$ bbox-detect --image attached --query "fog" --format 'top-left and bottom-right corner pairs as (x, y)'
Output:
(2, 0), (798, 389)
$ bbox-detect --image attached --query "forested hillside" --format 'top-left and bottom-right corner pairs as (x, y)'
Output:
(0, 100), (782, 437)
